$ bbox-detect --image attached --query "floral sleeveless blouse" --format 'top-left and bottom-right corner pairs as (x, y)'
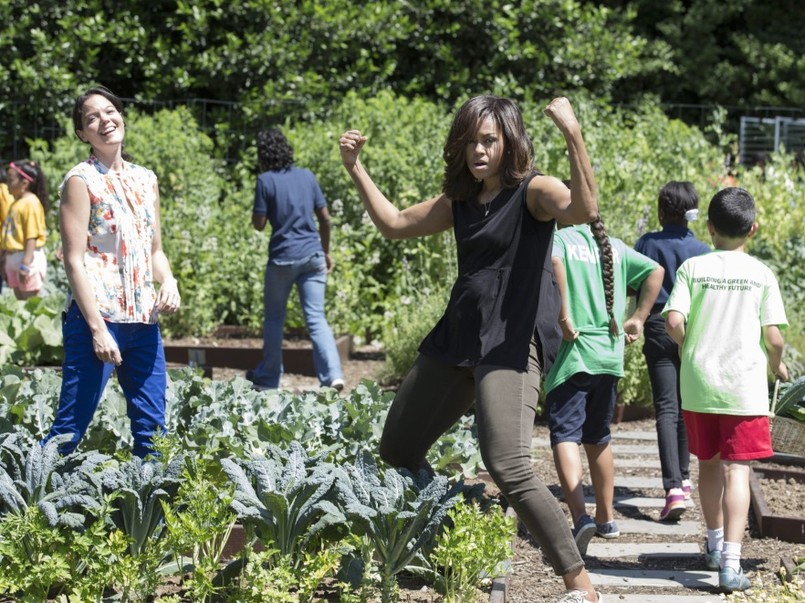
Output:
(62, 156), (159, 323)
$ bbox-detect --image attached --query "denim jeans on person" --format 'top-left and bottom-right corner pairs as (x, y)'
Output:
(250, 251), (343, 388)
(43, 302), (166, 458)
(379, 339), (585, 577)
(643, 313), (689, 491)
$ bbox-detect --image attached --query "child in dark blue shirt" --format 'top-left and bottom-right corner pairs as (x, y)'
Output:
(634, 181), (710, 521)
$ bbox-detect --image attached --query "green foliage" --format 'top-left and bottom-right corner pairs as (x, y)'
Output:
(772, 376), (805, 423)
(380, 283), (451, 385)
(430, 500), (515, 602)
(0, 367), (61, 439)
(232, 545), (344, 603)
(286, 90), (454, 339)
(335, 451), (462, 603)
(0, 433), (104, 529)
(162, 457), (237, 603)
(0, 293), (64, 367)
(221, 442), (347, 565)
(618, 339), (652, 407)
(98, 455), (185, 556)
(0, 504), (129, 601)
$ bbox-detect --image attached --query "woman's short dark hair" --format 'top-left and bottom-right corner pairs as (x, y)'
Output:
(708, 187), (755, 238)
(72, 85), (124, 133)
(658, 181), (699, 220)
(443, 95), (536, 201)
(257, 128), (294, 173)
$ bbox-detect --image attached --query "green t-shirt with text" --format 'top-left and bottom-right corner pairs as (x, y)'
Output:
(545, 225), (658, 393)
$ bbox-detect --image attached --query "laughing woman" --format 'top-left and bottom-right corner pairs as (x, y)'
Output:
(42, 86), (180, 458)
(340, 96), (604, 603)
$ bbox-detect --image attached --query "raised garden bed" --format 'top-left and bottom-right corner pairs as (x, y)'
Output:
(781, 555), (805, 594)
(163, 333), (352, 377)
(749, 465), (805, 543)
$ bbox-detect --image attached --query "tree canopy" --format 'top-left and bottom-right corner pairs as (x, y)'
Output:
(3, 0), (803, 160)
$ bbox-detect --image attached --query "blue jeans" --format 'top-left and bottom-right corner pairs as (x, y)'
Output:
(43, 303), (167, 458)
(250, 251), (343, 388)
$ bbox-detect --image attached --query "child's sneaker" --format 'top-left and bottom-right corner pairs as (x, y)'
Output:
(704, 540), (721, 571)
(595, 520), (620, 539)
(682, 479), (694, 500)
(659, 490), (686, 521)
(719, 567), (751, 593)
(572, 514), (596, 556)
(556, 590), (604, 603)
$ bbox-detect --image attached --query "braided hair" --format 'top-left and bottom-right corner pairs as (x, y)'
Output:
(589, 215), (618, 336)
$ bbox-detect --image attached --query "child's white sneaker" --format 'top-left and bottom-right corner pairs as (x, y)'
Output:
(556, 590), (604, 603)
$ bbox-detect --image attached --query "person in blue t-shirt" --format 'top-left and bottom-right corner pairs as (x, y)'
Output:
(634, 181), (710, 521)
(246, 128), (344, 391)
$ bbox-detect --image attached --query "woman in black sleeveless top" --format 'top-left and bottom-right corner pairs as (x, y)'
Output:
(340, 96), (602, 603)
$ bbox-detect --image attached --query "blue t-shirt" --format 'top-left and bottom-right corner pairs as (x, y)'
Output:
(253, 166), (326, 262)
(634, 224), (710, 311)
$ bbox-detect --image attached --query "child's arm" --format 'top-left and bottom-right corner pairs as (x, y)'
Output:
(623, 265), (664, 344)
(665, 310), (686, 347)
(18, 238), (36, 285)
(763, 325), (789, 381)
(552, 256), (578, 341)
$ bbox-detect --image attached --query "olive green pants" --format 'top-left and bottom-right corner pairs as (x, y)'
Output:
(379, 340), (584, 576)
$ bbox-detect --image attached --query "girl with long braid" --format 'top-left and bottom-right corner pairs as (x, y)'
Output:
(544, 214), (664, 556)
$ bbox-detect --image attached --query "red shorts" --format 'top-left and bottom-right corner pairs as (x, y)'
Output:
(683, 410), (773, 461)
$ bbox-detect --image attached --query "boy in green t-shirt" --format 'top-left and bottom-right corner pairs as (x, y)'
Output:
(664, 187), (788, 593)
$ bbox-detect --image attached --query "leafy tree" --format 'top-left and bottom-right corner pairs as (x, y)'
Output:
(599, 0), (805, 108)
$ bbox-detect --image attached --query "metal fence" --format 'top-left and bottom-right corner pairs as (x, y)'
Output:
(739, 116), (805, 167)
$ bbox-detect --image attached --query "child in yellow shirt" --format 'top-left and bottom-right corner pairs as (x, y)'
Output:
(2, 160), (48, 299)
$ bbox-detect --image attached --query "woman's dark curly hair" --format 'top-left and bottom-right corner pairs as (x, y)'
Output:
(443, 95), (538, 202)
(257, 128), (294, 173)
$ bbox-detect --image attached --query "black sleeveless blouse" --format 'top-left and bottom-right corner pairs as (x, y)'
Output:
(419, 173), (562, 373)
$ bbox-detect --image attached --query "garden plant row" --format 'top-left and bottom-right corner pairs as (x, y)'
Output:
(0, 367), (512, 602)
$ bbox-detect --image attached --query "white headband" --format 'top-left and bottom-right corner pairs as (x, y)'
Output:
(684, 208), (699, 222)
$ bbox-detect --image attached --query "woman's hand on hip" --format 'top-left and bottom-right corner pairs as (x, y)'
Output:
(93, 329), (122, 366)
(156, 278), (181, 314)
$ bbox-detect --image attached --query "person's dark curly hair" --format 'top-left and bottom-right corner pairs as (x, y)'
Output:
(257, 128), (294, 173)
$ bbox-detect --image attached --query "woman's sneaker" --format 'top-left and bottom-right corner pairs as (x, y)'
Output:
(659, 490), (687, 521)
(572, 514), (596, 556)
(719, 567), (751, 593)
(595, 520), (620, 539)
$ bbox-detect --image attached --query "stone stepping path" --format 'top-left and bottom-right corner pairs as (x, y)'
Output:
(567, 430), (719, 600)
(585, 495), (693, 509)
